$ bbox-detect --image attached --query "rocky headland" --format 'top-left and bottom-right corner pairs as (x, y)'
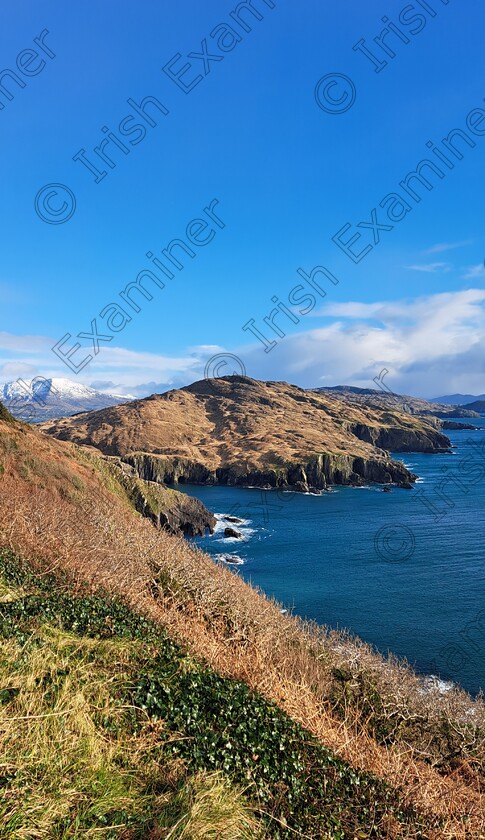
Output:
(104, 457), (216, 535)
(40, 376), (452, 493)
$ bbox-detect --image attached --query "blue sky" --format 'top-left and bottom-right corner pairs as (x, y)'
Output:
(1, 0), (484, 397)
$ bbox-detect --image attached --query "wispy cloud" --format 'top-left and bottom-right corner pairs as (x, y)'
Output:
(0, 335), (244, 397)
(406, 262), (452, 273)
(462, 264), (484, 280)
(424, 240), (471, 255)
(0, 334), (202, 393)
(0, 332), (52, 354)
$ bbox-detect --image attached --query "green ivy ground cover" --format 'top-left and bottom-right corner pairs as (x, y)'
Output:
(0, 550), (432, 838)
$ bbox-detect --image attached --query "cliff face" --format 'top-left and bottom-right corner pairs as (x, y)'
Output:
(105, 458), (216, 535)
(124, 450), (414, 492)
(346, 422), (451, 453)
(39, 376), (449, 492)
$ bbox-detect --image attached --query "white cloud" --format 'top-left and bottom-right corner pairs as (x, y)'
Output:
(2, 289), (485, 399)
(239, 289), (485, 397)
(0, 333), (201, 393)
(424, 241), (471, 255)
(462, 264), (484, 280)
(406, 262), (452, 273)
(0, 362), (39, 380)
(0, 332), (51, 353)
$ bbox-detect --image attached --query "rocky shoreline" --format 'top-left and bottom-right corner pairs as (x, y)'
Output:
(440, 420), (479, 431)
(123, 450), (417, 493)
(346, 422), (451, 453)
(39, 375), (455, 499)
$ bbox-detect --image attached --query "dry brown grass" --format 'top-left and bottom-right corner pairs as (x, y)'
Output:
(1, 416), (484, 838)
(38, 375), (444, 469)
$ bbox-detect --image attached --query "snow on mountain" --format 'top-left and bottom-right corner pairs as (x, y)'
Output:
(0, 377), (133, 422)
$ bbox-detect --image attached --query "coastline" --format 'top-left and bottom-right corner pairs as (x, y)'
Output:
(178, 421), (485, 699)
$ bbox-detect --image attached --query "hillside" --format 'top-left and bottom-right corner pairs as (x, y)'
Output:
(1, 405), (485, 836)
(462, 400), (485, 413)
(313, 386), (480, 419)
(39, 376), (452, 492)
(3, 549), (424, 839)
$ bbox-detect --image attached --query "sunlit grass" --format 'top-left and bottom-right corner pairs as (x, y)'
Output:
(0, 579), (260, 839)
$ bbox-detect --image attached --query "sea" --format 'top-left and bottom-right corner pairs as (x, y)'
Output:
(179, 418), (485, 696)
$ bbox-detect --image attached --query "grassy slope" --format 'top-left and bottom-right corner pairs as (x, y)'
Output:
(0, 550), (429, 839)
(0, 552), (259, 839)
(0, 409), (484, 837)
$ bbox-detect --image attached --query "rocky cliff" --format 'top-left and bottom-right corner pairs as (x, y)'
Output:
(346, 421), (450, 453)
(40, 376), (452, 492)
(123, 450), (414, 492)
(104, 458), (216, 536)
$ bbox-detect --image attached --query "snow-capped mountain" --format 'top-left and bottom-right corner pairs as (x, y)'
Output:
(0, 377), (132, 422)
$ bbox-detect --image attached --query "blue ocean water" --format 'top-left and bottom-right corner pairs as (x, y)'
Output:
(180, 420), (485, 695)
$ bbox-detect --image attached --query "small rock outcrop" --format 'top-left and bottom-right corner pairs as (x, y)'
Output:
(224, 527), (242, 539)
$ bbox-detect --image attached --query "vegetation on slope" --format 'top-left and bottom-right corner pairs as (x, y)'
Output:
(312, 386), (480, 419)
(1, 409), (484, 837)
(0, 550), (431, 838)
(102, 457), (216, 535)
(0, 403), (15, 425)
(0, 551), (259, 839)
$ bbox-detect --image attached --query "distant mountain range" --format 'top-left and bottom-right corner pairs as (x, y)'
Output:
(431, 394), (485, 405)
(462, 400), (485, 413)
(0, 378), (131, 422)
(2, 377), (484, 423)
(313, 386), (480, 419)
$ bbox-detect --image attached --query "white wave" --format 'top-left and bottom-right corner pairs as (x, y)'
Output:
(211, 513), (257, 544)
(421, 675), (455, 695)
(213, 514), (252, 534)
(215, 529), (257, 544)
(216, 553), (245, 566)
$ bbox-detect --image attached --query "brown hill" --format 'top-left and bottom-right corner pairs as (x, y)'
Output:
(39, 376), (451, 491)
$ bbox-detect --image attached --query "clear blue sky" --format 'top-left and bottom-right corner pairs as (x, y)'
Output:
(1, 0), (484, 397)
